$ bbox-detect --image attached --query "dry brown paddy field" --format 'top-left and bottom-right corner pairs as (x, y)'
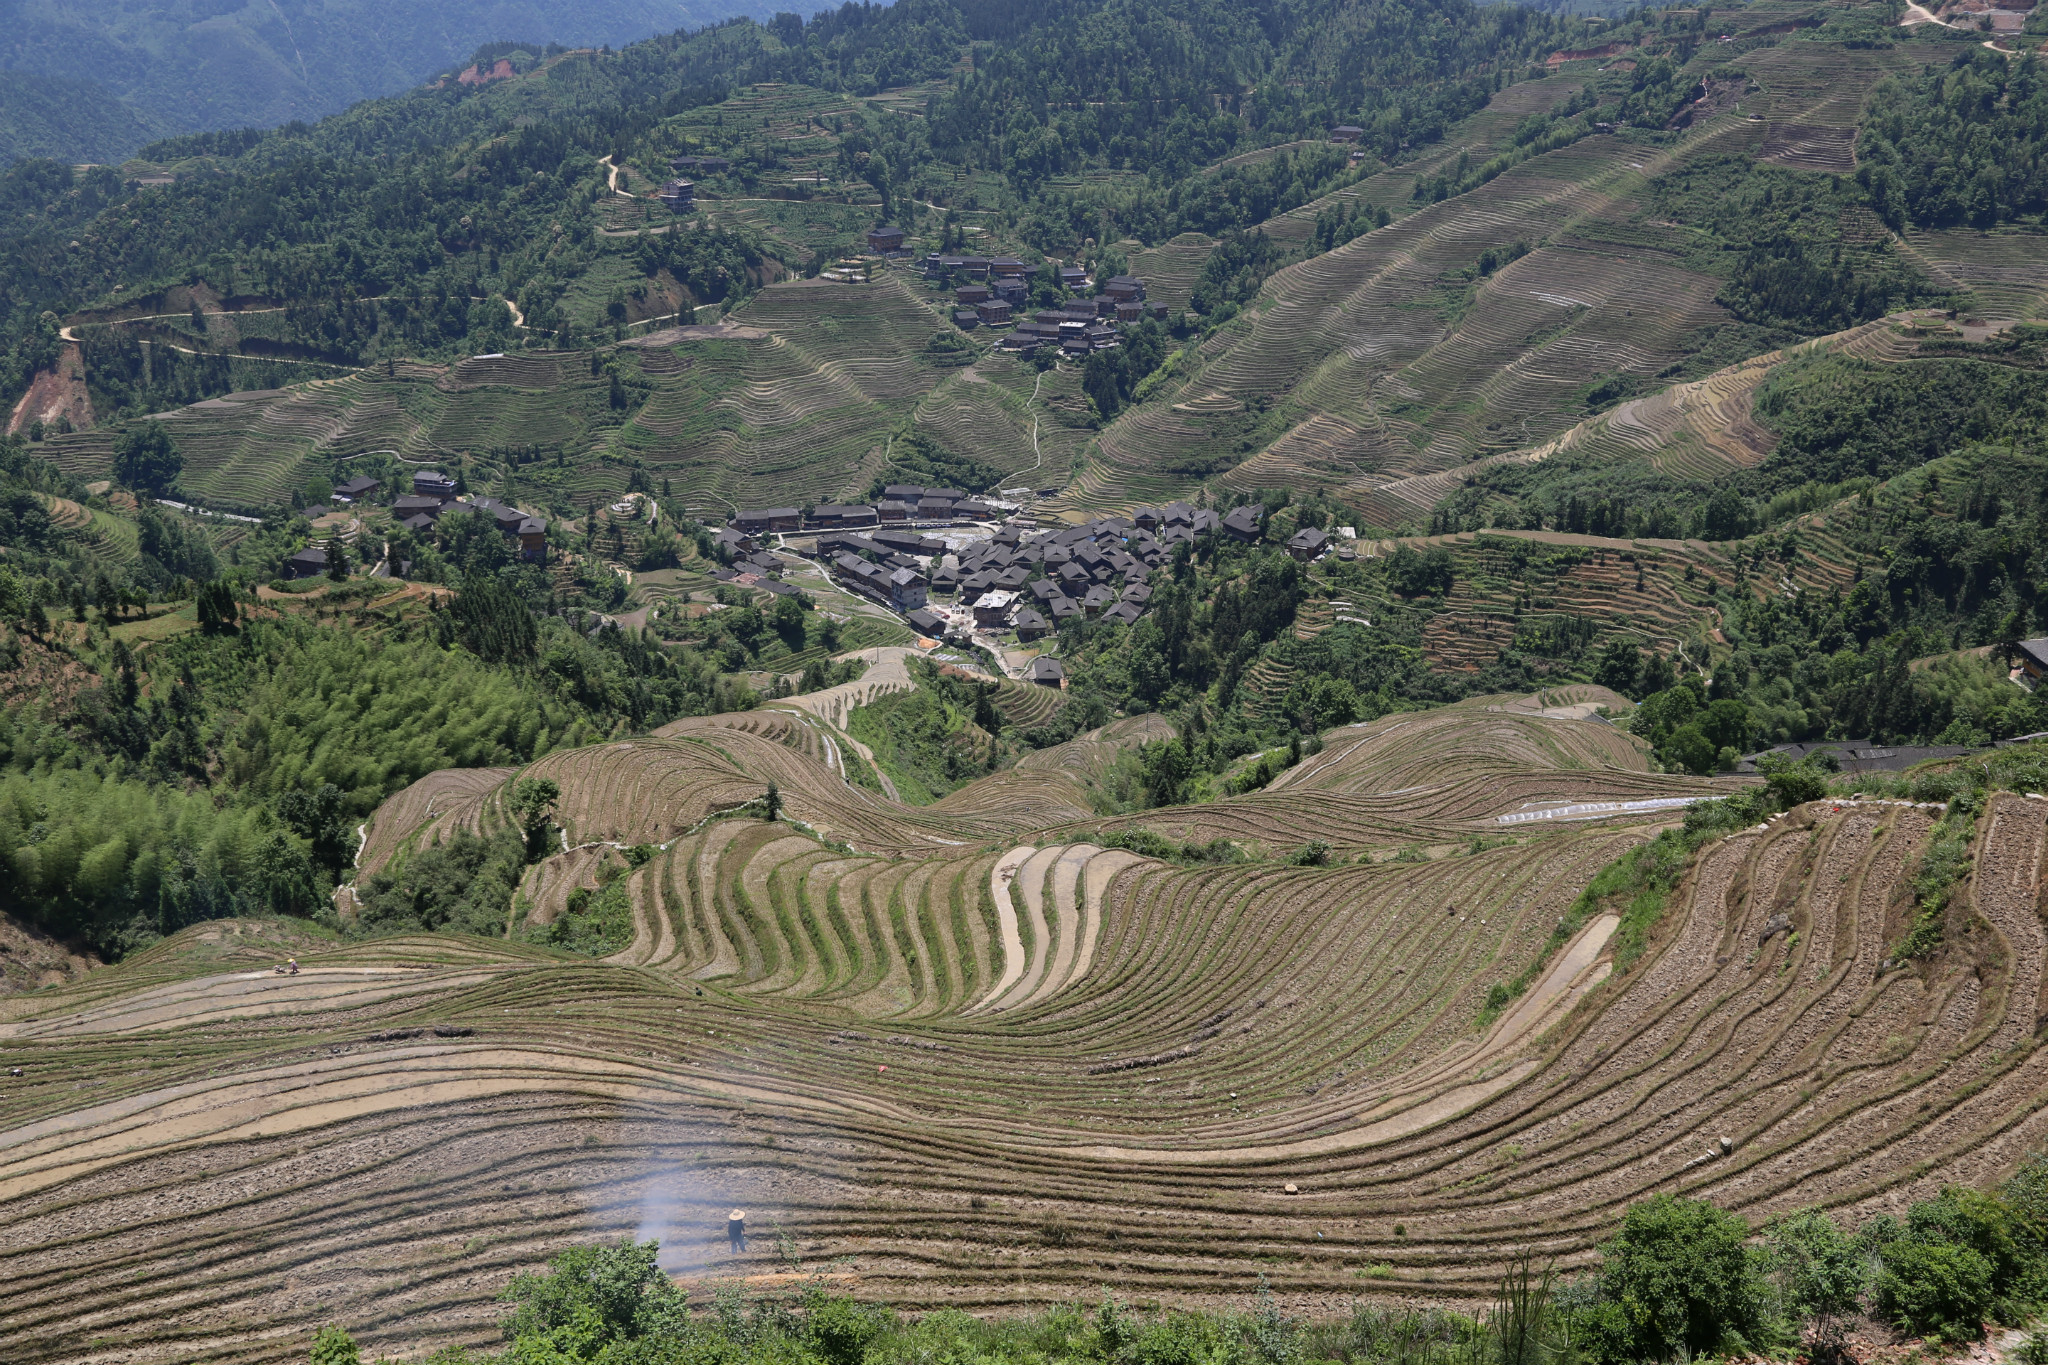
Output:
(6, 693), (2048, 1363)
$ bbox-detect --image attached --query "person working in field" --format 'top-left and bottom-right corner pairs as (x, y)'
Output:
(727, 1209), (746, 1255)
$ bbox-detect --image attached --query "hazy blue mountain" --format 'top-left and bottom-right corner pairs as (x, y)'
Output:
(0, 0), (781, 164)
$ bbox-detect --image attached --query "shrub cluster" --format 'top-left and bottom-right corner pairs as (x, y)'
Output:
(305, 1168), (2048, 1363)
(1555, 1172), (2048, 1358)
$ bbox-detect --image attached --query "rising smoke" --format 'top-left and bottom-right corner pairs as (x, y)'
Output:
(637, 1165), (719, 1272)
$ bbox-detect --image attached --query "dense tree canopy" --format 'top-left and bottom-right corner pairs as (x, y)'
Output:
(1859, 50), (2048, 229)
(110, 423), (181, 495)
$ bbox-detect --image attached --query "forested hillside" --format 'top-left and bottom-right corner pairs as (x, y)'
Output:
(1859, 45), (2048, 229)
(0, 0), (777, 165)
(0, 0), (1623, 416)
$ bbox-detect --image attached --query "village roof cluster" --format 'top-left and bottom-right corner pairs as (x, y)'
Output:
(731, 487), (1002, 534)
(720, 496), (1307, 648)
(287, 469), (549, 578)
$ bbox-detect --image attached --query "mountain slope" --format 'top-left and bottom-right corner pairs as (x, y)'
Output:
(6, 689), (2048, 1360)
(0, 0), (777, 165)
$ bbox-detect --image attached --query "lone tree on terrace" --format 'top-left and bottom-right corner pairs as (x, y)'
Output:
(511, 777), (562, 861)
(196, 579), (238, 634)
(112, 422), (182, 495)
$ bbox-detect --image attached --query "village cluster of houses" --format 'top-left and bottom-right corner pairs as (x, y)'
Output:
(702, 536), (806, 599)
(389, 471), (549, 560)
(730, 485), (1005, 534)
(1932, 0), (2033, 34)
(940, 256), (1162, 352)
(859, 229), (1168, 353)
(2017, 639), (2048, 687)
(937, 516), (1163, 641)
(713, 522), (938, 613)
(283, 469), (550, 578)
(993, 278), (1164, 355)
(1328, 124), (1374, 164)
(714, 498), (1317, 646)
(710, 488), (1342, 663)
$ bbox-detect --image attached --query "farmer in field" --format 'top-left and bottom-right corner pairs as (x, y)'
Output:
(727, 1209), (747, 1255)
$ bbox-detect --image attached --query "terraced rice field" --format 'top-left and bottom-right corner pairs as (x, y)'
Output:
(1044, 37), (1962, 519)
(909, 367), (1054, 490)
(39, 499), (146, 566)
(4, 694), (2043, 1365)
(1343, 303), (2024, 532)
(1904, 227), (2048, 322)
(8, 689), (2044, 1364)
(44, 376), (428, 511)
(1739, 40), (1925, 175)
(34, 493), (90, 531)
(1057, 113), (1756, 515)
(1266, 74), (1596, 249)
(619, 275), (1068, 513)
(37, 275), (1019, 516)
(1123, 235), (1220, 313)
(1328, 524), (1864, 674)
(1091, 695), (1742, 854)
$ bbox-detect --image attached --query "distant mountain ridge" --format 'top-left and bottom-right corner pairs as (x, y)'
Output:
(0, 0), (780, 165)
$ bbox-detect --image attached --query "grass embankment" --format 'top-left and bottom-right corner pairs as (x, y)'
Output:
(1475, 819), (1694, 1030)
(844, 661), (1006, 806)
(1834, 745), (2048, 960)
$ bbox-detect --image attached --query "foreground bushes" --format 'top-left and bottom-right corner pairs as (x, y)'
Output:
(307, 1156), (2048, 1364)
(1560, 1172), (2048, 1359)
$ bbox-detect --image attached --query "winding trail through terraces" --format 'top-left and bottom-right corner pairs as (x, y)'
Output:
(765, 646), (925, 801)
